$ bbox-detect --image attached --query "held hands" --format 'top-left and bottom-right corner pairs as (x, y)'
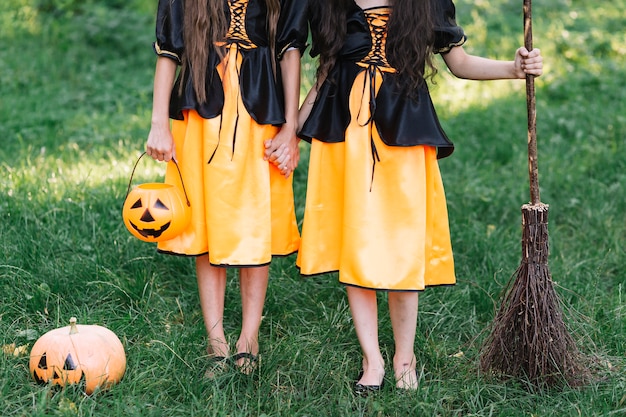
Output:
(513, 47), (543, 78)
(146, 122), (176, 162)
(264, 123), (300, 178)
(146, 119), (300, 177)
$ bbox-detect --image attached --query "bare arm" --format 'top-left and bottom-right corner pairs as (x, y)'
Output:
(298, 86), (317, 131)
(442, 46), (543, 80)
(146, 57), (178, 162)
(279, 48), (302, 134)
(298, 60), (333, 131)
(264, 48), (302, 178)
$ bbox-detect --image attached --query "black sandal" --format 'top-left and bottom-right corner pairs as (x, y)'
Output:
(203, 356), (230, 379)
(231, 352), (258, 374)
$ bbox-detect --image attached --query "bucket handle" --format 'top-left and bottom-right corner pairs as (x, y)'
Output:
(124, 152), (191, 207)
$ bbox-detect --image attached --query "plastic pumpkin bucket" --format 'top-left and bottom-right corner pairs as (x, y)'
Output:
(122, 152), (191, 242)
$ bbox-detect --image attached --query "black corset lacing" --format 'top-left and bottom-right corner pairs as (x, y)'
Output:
(208, 0), (257, 165)
(357, 8), (394, 191)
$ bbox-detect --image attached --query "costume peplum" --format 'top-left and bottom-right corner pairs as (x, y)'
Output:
(152, 0), (307, 266)
(297, 1), (466, 291)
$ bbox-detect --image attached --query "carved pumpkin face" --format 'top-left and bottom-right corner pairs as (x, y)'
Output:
(29, 318), (126, 395)
(122, 183), (190, 242)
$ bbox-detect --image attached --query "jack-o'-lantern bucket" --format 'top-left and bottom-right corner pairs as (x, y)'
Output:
(122, 152), (191, 242)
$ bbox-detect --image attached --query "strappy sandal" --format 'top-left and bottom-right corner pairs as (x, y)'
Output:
(203, 356), (231, 379)
(231, 352), (258, 374)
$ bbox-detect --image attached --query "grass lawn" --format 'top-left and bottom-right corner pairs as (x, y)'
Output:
(1, 0), (624, 415)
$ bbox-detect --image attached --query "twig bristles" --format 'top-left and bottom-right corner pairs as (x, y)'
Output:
(480, 204), (586, 388)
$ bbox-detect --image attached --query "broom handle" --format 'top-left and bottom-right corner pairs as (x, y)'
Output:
(524, 0), (540, 204)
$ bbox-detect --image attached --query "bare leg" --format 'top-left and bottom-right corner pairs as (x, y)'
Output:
(235, 265), (269, 371)
(388, 291), (419, 389)
(196, 255), (229, 358)
(346, 286), (385, 386)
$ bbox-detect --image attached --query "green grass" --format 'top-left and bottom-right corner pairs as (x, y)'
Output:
(1, 0), (625, 415)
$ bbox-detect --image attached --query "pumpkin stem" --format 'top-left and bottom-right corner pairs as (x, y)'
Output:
(69, 317), (79, 335)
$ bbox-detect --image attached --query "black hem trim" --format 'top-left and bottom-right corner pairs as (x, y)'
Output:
(296, 265), (339, 278)
(156, 249), (298, 268)
(341, 282), (456, 293)
(296, 266), (456, 291)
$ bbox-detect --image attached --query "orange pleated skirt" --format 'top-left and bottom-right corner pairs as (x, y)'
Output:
(296, 69), (455, 291)
(157, 45), (300, 266)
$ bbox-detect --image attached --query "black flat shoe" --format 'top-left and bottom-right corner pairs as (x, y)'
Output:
(354, 382), (383, 396)
(353, 372), (384, 396)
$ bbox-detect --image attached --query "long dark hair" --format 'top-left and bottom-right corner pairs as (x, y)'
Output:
(309, 0), (352, 84)
(266, 0), (280, 77)
(387, 0), (437, 89)
(181, 0), (280, 103)
(311, 0), (438, 90)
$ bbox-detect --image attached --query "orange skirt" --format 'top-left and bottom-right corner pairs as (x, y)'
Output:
(296, 69), (455, 291)
(157, 45), (300, 266)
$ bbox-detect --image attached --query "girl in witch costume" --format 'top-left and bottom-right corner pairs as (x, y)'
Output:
(298, 0), (543, 391)
(146, 0), (307, 374)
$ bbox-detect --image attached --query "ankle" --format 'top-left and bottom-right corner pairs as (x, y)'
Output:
(235, 337), (259, 355)
(357, 356), (385, 385)
(362, 355), (385, 371)
(393, 354), (416, 372)
(393, 355), (419, 390)
(207, 338), (230, 358)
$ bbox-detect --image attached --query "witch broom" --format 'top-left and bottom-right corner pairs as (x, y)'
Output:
(479, 0), (583, 388)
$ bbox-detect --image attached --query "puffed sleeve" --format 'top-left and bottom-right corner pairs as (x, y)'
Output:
(276, 0), (310, 59)
(153, 0), (185, 64)
(433, 0), (466, 54)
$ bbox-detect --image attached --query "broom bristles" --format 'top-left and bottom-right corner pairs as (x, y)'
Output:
(480, 204), (585, 388)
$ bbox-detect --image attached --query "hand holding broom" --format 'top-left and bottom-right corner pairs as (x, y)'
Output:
(479, 0), (584, 388)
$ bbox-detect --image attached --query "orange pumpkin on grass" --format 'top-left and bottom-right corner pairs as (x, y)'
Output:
(29, 317), (126, 394)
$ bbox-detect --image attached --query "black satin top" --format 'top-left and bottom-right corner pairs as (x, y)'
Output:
(299, 0), (466, 159)
(154, 0), (309, 124)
